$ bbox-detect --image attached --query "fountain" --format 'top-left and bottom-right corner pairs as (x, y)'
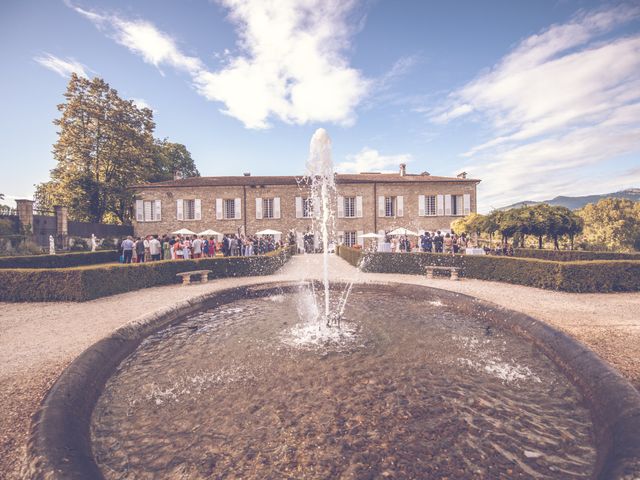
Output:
(306, 128), (337, 324)
(25, 130), (640, 480)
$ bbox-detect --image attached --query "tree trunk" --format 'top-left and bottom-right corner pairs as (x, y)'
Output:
(538, 235), (543, 249)
(553, 235), (559, 250)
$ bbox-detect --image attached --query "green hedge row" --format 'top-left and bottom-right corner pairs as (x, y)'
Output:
(0, 250), (119, 269)
(0, 247), (294, 302)
(513, 248), (640, 262)
(338, 246), (640, 292)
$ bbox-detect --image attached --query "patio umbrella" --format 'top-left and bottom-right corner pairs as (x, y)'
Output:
(256, 229), (282, 235)
(388, 227), (418, 236)
(172, 228), (196, 235)
(198, 229), (222, 236)
(358, 232), (385, 238)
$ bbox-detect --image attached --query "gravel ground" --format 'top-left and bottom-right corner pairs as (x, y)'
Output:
(1, 254), (638, 479)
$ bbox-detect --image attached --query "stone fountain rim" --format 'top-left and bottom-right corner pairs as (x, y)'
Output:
(24, 280), (640, 480)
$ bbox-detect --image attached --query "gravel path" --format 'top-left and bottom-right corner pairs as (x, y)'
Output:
(1, 254), (639, 479)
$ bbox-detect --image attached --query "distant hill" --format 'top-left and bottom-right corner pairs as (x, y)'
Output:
(499, 188), (640, 211)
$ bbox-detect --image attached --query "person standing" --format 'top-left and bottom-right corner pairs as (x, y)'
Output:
(202, 237), (209, 258)
(192, 236), (203, 259)
(183, 236), (192, 260)
(149, 235), (162, 261)
(443, 233), (453, 254)
(135, 237), (145, 263)
(174, 237), (183, 259)
(121, 236), (134, 264)
(144, 236), (151, 262)
(433, 231), (444, 253)
(162, 235), (171, 260)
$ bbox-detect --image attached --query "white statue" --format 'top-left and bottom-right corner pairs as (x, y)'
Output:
(49, 235), (55, 255)
(91, 234), (97, 252)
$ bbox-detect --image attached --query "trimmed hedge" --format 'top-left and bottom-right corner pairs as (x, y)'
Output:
(335, 245), (363, 267)
(0, 247), (294, 302)
(338, 246), (640, 292)
(0, 250), (119, 269)
(513, 248), (640, 262)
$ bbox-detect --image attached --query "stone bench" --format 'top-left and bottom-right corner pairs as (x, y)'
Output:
(425, 266), (459, 281)
(176, 270), (212, 286)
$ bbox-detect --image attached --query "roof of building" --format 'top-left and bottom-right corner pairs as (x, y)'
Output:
(134, 172), (481, 189)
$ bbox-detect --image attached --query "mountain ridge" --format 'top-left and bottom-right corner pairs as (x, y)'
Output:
(499, 188), (640, 211)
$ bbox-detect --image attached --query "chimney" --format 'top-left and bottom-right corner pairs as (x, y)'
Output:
(457, 171), (468, 179)
(399, 163), (407, 176)
(243, 172), (251, 176)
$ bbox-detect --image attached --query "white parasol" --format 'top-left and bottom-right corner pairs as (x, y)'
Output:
(198, 229), (222, 236)
(388, 227), (418, 236)
(172, 228), (196, 235)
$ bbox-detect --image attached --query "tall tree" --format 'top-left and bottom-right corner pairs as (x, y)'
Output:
(35, 74), (156, 223)
(578, 198), (640, 251)
(148, 139), (200, 183)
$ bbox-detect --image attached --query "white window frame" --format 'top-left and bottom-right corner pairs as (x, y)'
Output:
(184, 199), (196, 220)
(344, 197), (356, 218)
(223, 199), (236, 220)
(302, 197), (313, 218)
(136, 200), (161, 222)
(343, 231), (357, 247)
(385, 196), (395, 217)
(425, 195), (436, 216)
(263, 198), (274, 219)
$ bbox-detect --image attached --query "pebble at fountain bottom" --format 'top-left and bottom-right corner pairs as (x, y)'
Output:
(91, 284), (596, 479)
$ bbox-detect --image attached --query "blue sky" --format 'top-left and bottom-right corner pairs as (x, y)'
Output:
(1, 0), (639, 211)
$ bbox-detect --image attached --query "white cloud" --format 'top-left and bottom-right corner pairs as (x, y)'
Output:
(34, 53), (89, 78)
(431, 5), (640, 208)
(337, 147), (412, 173)
(71, 1), (370, 129)
(131, 98), (152, 111)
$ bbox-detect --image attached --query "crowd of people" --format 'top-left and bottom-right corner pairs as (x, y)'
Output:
(381, 231), (471, 254)
(118, 234), (283, 263)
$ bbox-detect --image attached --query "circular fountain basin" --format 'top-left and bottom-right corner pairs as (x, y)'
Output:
(25, 282), (640, 480)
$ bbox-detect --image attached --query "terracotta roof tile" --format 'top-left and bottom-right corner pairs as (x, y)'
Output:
(134, 173), (480, 189)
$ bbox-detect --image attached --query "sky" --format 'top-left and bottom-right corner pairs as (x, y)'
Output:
(1, 0), (639, 212)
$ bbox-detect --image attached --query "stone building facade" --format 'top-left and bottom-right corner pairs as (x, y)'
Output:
(132, 166), (480, 246)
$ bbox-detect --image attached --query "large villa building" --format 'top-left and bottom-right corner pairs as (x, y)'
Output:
(132, 165), (480, 246)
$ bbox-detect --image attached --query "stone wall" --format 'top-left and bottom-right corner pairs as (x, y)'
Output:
(132, 180), (478, 239)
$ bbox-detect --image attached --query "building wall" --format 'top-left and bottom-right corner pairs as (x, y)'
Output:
(132, 180), (478, 240)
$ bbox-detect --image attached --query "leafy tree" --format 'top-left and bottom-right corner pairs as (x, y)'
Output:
(577, 198), (640, 251)
(35, 74), (156, 224)
(544, 206), (583, 250)
(148, 138), (200, 183)
(451, 213), (484, 235)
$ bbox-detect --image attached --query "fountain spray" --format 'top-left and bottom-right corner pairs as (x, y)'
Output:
(307, 128), (336, 323)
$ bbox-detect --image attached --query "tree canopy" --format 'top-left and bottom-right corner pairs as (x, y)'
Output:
(35, 74), (199, 224)
(450, 199), (640, 251)
(577, 198), (640, 252)
(452, 204), (585, 250)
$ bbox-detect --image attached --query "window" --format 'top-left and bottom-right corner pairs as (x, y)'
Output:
(184, 200), (196, 220)
(452, 195), (464, 216)
(384, 197), (395, 217)
(137, 200), (160, 222)
(343, 231), (357, 247)
(302, 198), (313, 218)
(262, 198), (274, 219)
(425, 195), (436, 216)
(344, 197), (356, 218)
(224, 199), (235, 219)
(143, 201), (155, 221)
